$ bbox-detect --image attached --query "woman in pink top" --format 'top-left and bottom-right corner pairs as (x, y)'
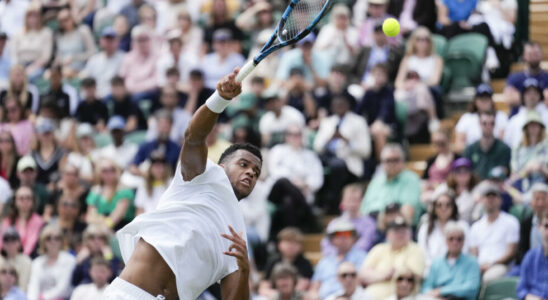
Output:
(0, 186), (44, 256)
(0, 97), (35, 156)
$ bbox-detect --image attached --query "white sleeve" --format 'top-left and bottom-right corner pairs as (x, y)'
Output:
(417, 223), (428, 254)
(505, 215), (520, 244)
(468, 223), (480, 248)
(0, 179), (12, 204)
(134, 184), (147, 209)
(305, 151), (324, 192)
(27, 260), (41, 300)
(455, 114), (469, 134)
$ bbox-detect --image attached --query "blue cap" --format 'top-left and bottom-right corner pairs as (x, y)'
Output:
(296, 33), (316, 46)
(475, 84), (493, 97)
(107, 115), (126, 131)
(36, 118), (56, 134)
(101, 26), (117, 38)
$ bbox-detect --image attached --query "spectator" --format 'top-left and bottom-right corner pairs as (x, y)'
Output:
(136, 4), (163, 48)
(310, 219), (367, 300)
(361, 144), (421, 225)
(10, 3), (53, 80)
(66, 123), (95, 182)
(0, 261), (26, 300)
(315, 4), (360, 67)
(358, 0), (395, 47)
(0, 227), (32, 292)
(435, 0), (479, 38)
(505, 42), (548, 115)
(516, 210), (548, 300)
(156, 30), (198, 87)
(469, 182), (520, 284)
(80, 27), (126, 98)
(200, 29), (245, 89)
(120, 0), (145, 28)
(173, 8), (204, 57)
(131, 109), (181, 171)
(422, 128), (458, 187)
(235, 1), (275, 43)
(0, 97), (34, 156)
(48, 194), (87, 252)
(202, 0), (244, 52)
(443, 158), (481, 224)
(92, 116), (139, 170)
(509, 111), (548, 192)
(103, 77), (147, 132)
(39, 66), (71, 120)
(0, 177), (12, 220)
(0, 130), (20, 187)
(119, 25), (159, 99)
(421, 221), (480, 300)
(113, 14), (132, 52)
(86, 159), (135, 230)
(284, 68), (317, 121)
(322, 184), (377, 255)
(454, 84), (508, 151)
(314, 94), (371, 213)
(375, 203), (405, 244)
(27, 225), (76, 300)
(146, 86), (191, 144)
(486, 165), (520, 212)
(259, 91), (305, 148)
(72, 224), (121, 287)
(0, 0), (28, 38)
(314, 66), (356, 116)
(70, 257), (112, 300)
(15, 156), (50, 216)
(384, 267), (420, 300)
(30, 118), (65, 185)
(504, 78), (548, 148)
(47, 163), (89, 221)
(135, 154), (171, 215)
(517, 183), (548, 264)
(325, 262), (374, 300)
(53, 8), (97, 78)
(0, 65), (38, 114)
(418, 188), (470, 272)
(181, 69), (216, 114)
(75, 77), (109, 130)
(359, 217), (425, 300)
(268, 124), (323, 204)
(462, 111), (511, 179)
(268, 263), (303, 300)
(0, 32), (10, 86)
(356, 63), (397, 158)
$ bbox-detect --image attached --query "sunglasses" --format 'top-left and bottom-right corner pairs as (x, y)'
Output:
(45, 235), (62, 242)
(88, 234), (107, 241)
(382, 157), (402, 164)
(339, 272), (357, 279)
(397, 276), (415, 283)
(447, 236), (464, 242)
(435, 202), (451, 209)
(3, 236), (18, 242)
(332, 231), (354, 238)
(416, 37), (430, 42)
(0, 269), (16, 276)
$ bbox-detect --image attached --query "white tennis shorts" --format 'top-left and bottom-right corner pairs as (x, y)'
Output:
(104, 277), (166, 300)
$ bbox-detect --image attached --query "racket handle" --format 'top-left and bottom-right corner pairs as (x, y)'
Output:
(235, 60), (256, 83)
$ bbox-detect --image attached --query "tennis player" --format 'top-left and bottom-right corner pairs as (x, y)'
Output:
(104, 68), (261, 300)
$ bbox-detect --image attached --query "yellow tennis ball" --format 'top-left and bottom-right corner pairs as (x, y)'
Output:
(382, 18), (400, 37)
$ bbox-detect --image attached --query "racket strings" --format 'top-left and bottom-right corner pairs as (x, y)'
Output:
(280, 0), (327, 41)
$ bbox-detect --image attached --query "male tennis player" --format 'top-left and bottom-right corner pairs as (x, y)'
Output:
(104, 68), (261, 300)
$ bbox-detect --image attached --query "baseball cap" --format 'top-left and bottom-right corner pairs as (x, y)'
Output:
(296, 33), (316, 46)
(101, 26), (117, 38)
(451, 158), (472, 171)
(476, 181), (500, 197)
(386, 216), (408, 230)
(3, 227), (20, 241)
(36, 118), (56, 134)
(487, 166), (508, 181)
(213, 29), (233, 42)
(522, 110), (545, 129)
(523, 77), (542, 93)
(385, 202), (401, 213)
(530, 182), (548, 195)
(475, 84), (493, 97)
(76, 123), (94, 138)
(17, 156), (36, 172)
(326, 218), (356, 235)
(107, 116), (126, 131)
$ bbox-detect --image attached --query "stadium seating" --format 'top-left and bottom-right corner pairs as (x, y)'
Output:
(444, 33), (488, 91)
(480, 277), (520, 300)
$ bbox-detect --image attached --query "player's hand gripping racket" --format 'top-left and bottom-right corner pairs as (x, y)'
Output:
(234, 0), (332, 82)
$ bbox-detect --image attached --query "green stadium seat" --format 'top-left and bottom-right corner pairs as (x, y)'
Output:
(124, 130), (148, 145)
(509, 203), (533, 223)
(480, 277), (519, 300)
(94, 133), (113, 148)
(432, 34), (448, 58)
(138, 99), (153, 120)
(444, 33), (488, 91)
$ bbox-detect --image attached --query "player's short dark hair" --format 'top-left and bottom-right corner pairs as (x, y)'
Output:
(219, 143), (262, 165)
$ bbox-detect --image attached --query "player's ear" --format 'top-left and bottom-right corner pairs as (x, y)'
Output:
(219, 163), (226, 169)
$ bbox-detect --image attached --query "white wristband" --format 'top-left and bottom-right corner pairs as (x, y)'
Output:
(205, 91), (231, 114)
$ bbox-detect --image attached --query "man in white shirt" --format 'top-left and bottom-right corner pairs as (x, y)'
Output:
(469, 182), (520, 284)
(326, 262), (374, 300)
(259, 92), (305, 148)
(0, 0), (28, 38)
(200, 30), (245, 89)
(156, 30), (198, 87)
(105, 69), (261, 300)
(92, 116), (138, 169)
(0, 177), (12, 215)
(70, 257), (112, 300)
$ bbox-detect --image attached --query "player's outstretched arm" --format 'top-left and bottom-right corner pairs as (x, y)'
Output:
(180, 69), (241, 181)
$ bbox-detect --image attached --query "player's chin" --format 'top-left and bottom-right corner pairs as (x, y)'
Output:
(236, 183), (254, 198)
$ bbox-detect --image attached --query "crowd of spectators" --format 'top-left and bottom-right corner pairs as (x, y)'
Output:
(0, 0), (547, 299)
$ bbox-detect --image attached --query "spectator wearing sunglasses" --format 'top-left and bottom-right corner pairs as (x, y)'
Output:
(0, 261), (26, 300)
(47, 195), (87, 252)
(326, 262), (373, 300)
(0, 227), (31, 292)
(385, 268), (420, 300)
(421, 221), (481, 300)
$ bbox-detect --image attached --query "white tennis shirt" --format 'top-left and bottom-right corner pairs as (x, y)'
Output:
(117, 160), (247, 300)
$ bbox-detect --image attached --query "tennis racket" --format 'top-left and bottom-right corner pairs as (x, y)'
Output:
(234, 0), (332, 82)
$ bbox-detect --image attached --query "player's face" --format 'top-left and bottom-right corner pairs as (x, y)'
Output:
(221, 150), (262, 200)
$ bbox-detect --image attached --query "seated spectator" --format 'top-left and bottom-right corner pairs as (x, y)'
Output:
(374, 203), (404, 244)
(442, 158), (481, 223)
(0, 97), (34, 156)
(418, 188), (470, 272)
(284, 68), (317, 121)
(326, 262), (374, 300)
(504, 78), (548, 148)
(486, 166), (520, 212)
(361, 144), (421, 225)
(47, 163), (89, 220)
(0, 186), (44, 256)
(86, 159), (135, 230)
(455, 84), (508, 152)
(172, 7), (203, 57)
(113, 14), (131, 52)
(0, 261), (26, 300)
(202, 0), (244, 52)
(314, 4), (359, 67)
(0, 65), (38, 115)
(71, 257), (112, 300)
(422, 128), (458, 186)
(10, 3), (53, 80)
(66, 123), (96, 182)
(463, 111), (511, 179)
(53, 8), (97, 78)
(30, 118), (66, 185)
(517, 183), (548, 264)
(314, 94), (371, 212)
(0, 227), (32, 292)
(310, 219), (367, 300)
(0, 32), (9, 86)
(421, 221), (480, 300)
(358, 0), (395, 47)
(131, 110), (181, 172)
(75, 77), (109, 130)
(240, 30), (279, 92)
(119, 0), (144, 28)
(27, 225), (76, 300)
(157, 30), (198, 87)
(259, 92), (305, 148)
(119, 25), (159, 100)
(314, 66), (355, 116)
(435, 0), (477, 38)
(146, 87), (191, 144)
(48, 194), (87, 252)
(268, 124), (323, 204)
(359, 217), (425, 300)
(235, 1), (275, 45)
(135, 154), (171, 215)
(94, 117), (139, 171)
(80, 27), (126, 98)
(15, 156), (50, 216)
(505, 42), (548, 115)
(104, 77), (147, 132)
(510, 111), (548, 192)
(516, 210), (548, 300)
(39, 66), (72, 119)
(322, 184), (377, 255)
(469, 182), (520, 284)
(180, 69), (216, 114)
(384, 267), (420, 300)
(72, 224), (121, 287)
(0, 130), (20, 187)
(356, 63), (397, 158)
(200, 29), (245, 89)
(267, 263), (303, 300)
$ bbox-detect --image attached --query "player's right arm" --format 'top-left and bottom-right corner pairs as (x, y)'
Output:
(180, 69), (241, 181)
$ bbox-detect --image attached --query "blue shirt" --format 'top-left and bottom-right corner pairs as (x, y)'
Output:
(0, 51), (10, 83)
(507, 70), (548, 92)
(422, 254), (481, 300)
(516, 246), (548, 299)
(132, 140), (181, 169)
(312, 248), (367, 299)
(442, 0), (477, 22)
(3, 286), (26, 300)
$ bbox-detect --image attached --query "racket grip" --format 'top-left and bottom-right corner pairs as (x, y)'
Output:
(235, 60), (256, 83)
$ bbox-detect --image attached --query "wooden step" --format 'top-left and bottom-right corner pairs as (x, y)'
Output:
(409, 144), (437, 161)
(493, 93), (509, 114)
(304, 251), (323, 266)
(491, 79), (506, 93)
(302, 234), (324, 252)
(321, 215), (337, 228)
(510, 61), (548, 72)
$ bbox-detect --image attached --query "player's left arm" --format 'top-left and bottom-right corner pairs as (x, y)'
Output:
(220, 225), (250, 300)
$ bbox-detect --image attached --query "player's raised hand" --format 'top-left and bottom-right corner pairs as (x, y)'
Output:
(221, 225), (249, 274)
(217, 68), (242, 100)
